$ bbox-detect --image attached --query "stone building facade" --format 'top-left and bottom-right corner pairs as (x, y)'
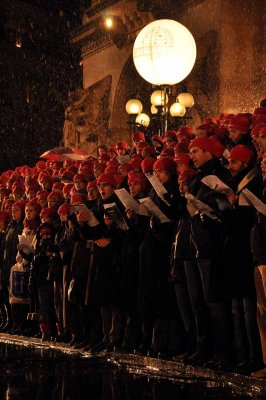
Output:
(66, 0), (266, 153)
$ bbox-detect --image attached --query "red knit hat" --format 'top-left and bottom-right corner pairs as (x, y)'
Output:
(152, 135), (164, 145)
(164, 130), (177, 141)
(174, 138), (190, 153)
(250, 124), (265, 138)
(128, 172), (148, 190)
(228, 145), (255, 165)
(153, 157), (176, 174)
(209, 135), (226, 158)
(132, 131), (145, 142)
(160, 148), (175, 158)
(73, 173), (87, 183)
(36, 190), (49, 200)
(188, 137), (216, 156)
(129, 157), (143, 171)
(47, 191), (64, 204)
(57, 203), (71, 215)
(178, 169), (196, 183)
(259, 126), (266, 137)
(105, 165), (119, 174)
(174, 153), (191, 166)
(97, 173), (117, 188)
(196, 124), (214, 136)
(87, 180), (97, 189)
(62, 183), (74, 195)
(141, 157), (156, 174)
(136, 141), (149, 150)
(142, 146), (157, 158)
(177, 126), (194, 138)
(12, 200), (26, 212)
(115, 141), (130, 151)
(40, 207), (57, 219)
(118, 163), (133, 174)
(228, 115), (250, 133)
(52, 182), (64, 191)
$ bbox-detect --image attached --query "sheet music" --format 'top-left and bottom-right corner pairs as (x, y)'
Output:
(147, 174), (170, 206)
(139, 197), (170, 223)
(103, 203), (129, 231)
(114, 188), (140, 213)
(201, 175), (234, 195)
(185, 193), (219, 221)
(72, 203), (99, 227)
(241, 188), (266, 216)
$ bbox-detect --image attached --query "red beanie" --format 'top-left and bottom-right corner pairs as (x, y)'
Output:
(259, 126), (266, 137)
(57, 203), (71, 215)
(196, 124), (214, 136)
(164, 130), (177, 141)
(176, 126), (194, 138)
(152, 135), (164, 145)
(132, 131), (145, 142)
(115, 141), (130, 151)
(47, 191), (64, 203)
(105, 165), (119, 175)
(178, 169), (196, 183)
(36, 190), (49, 200)
(174, 153), (191, 166)
(118, 163), (133, 174)
(228, 115), (250, 133)
(228, 145), (255, 165)
(73, 173), (87, 183)
(12, 200), (26, 212)
(188, 137), (216, 156)
(250, 124), (265, 138)
(160, 148), (175, 158)
(129, 157), (143, 171)
(52, 182), (64, 191)
(87, 180), (97, 189)
(40, 207), (57, 219)
(26, 198), (42, 213)
(174, 138), (190, 153)
(97, 173), (117, 188)
(128, 172), (148, 190)
(136, 141), (149, 150)
(209, 136), (226, 158)
(153, 157), (176, 174)
(142, 146), (157, 158)
(203, 117), (218, 125)
(141, 157), (156, 174)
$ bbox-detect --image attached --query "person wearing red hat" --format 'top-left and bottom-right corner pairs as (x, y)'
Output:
(163, 130), (178, 147)
(86, 180), (99, 207)
(185, 135), (234, 368)
(195, 124), (214, 138)
(132, 131), (145, 145)
(36, 190), (49, 209)
(128, 172), (148, 198)
(47, 191), (64, 211)
(174, 153), (192, 175)
(226, 144), (263, 372)
(62, 184), (74, 203)
(93, 162), (106, 179)
(176, 126), (194, 141)
(228, 114), (252, 147)
(141, 157), (156, 176)
(0, 201), (25, 334)
(23, 199), (41, 236)
(73, 173), (88, 196)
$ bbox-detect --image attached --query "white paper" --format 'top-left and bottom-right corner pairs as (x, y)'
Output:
(139, 197), (170, 223)
(72, 203), (99, 227)
(201, 175), (234, 195)
(18, 234), (35, 254)
(114, 188), (140, 213)
(147, 174), (170, 206)
(103, 203), (129, 231)
(241, 188), (266, 216)
(116, 154), (131, 164)
(185, 193), (219, 221)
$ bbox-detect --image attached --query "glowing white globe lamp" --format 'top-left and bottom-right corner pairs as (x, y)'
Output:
(177, 92), (195, 108)
(170, 102), (186, 117)
(135, 113), (150, 127)
(150, 90), (169, 107)
(133, 19), (197, 86)
(125, 99), (143, 115)
(151, 105), (158, 114)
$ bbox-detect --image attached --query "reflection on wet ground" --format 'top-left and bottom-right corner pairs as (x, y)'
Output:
(0, 340), (265, 400)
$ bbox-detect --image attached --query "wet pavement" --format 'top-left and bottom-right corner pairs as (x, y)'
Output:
(0, 333), (265, 399)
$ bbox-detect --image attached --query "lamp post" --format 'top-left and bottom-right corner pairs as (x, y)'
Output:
(125, 98), (143, 132)
(132, 19), (196, 136)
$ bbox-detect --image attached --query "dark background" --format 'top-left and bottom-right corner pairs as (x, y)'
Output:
(0, 0), (91, 171)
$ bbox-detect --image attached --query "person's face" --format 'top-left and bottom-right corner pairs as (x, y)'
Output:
(93, 167), (103, 178)
(48, 198), (57, 209)
(129, 182), (142, 198)
(41, 181), (51, 191)
(228, 128), (243, 144)
(189, 147), (211, 169)
(60, 213), (68, 222)
(25, 206), (38, 220)
(228, 158), (246, 176)
(74, 180), (86, 191)
(41, 216), (51, 224)
(258, 131), (266, 153)
(117, 148), (126, 156)
(87, 186), (99, 201)
(165, 138), (176, 147)
(38, 198), (48, 209)
(261, 159), (266, 180)
(27, 191), (37, 200)
(97, 183), (114, 199)
(154, 169), (170, 184)
(175, 162), (187, 174)
(178, 181), (189, 197)
(152, 140), (161, 149)
(12, 205), (22, 222)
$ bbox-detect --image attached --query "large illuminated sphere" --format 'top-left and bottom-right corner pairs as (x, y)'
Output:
(135, 113), (150, 127)
(125, 99), (143, 115)
(177, 92), (195, 108)
(133, 19), (196, 85)
(170, 102), (186, 117)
